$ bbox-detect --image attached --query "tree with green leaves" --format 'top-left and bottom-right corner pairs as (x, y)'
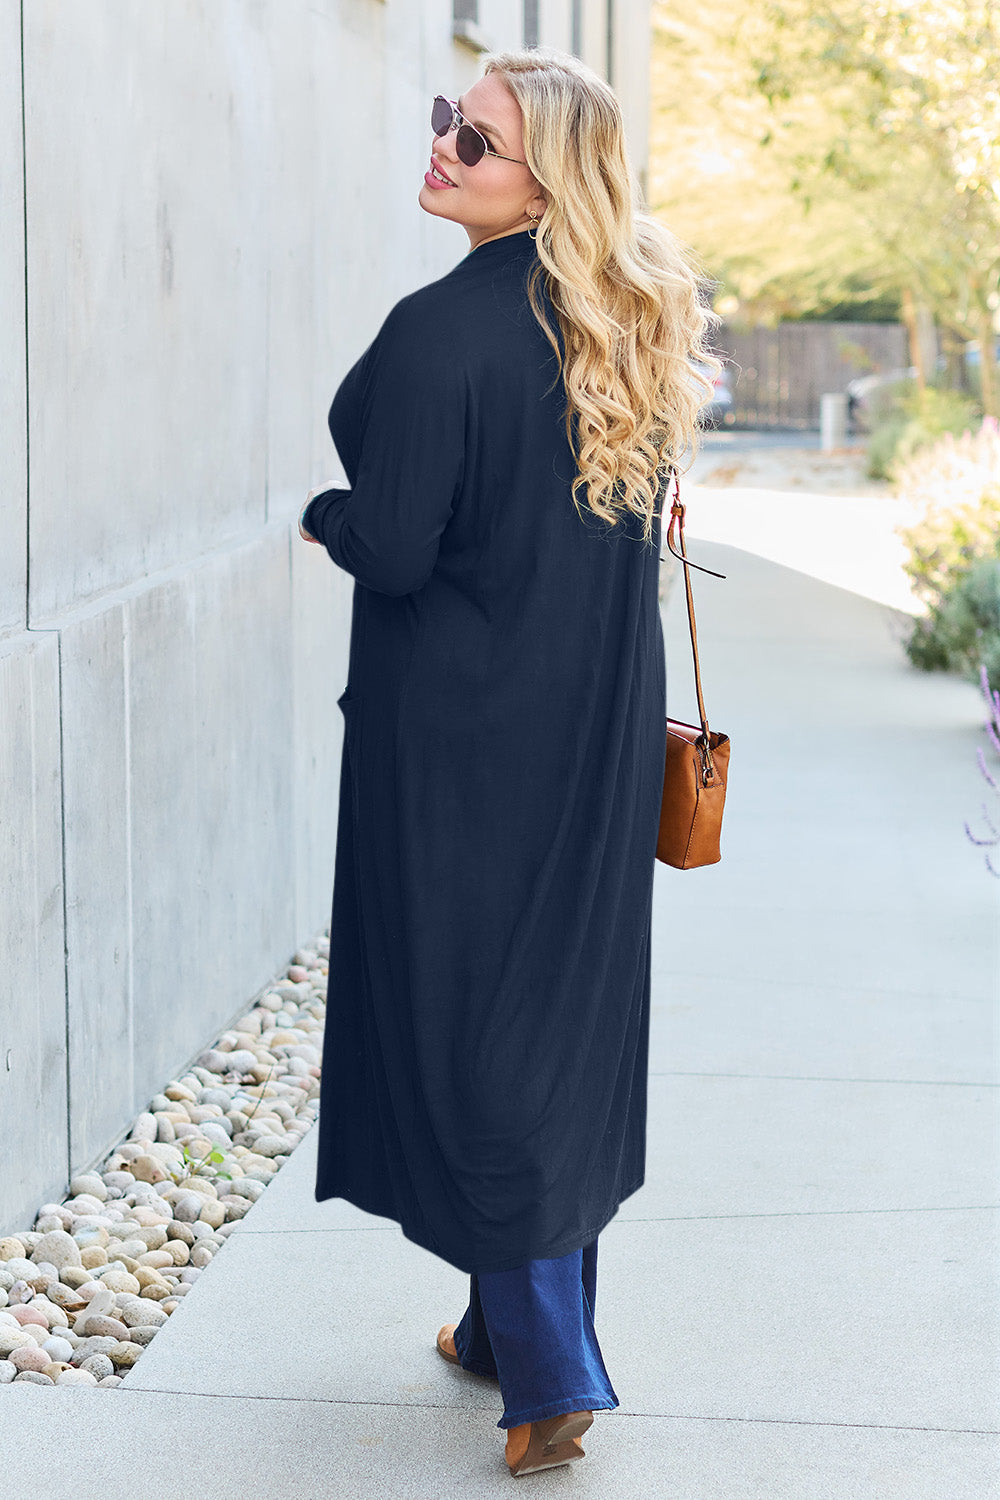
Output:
(651, 1), (1000, 413)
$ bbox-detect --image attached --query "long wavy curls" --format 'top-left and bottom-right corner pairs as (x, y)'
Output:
(482, 47), (721, 548)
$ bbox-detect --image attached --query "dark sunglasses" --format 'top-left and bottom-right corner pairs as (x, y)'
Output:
(431, 95), (528, 168)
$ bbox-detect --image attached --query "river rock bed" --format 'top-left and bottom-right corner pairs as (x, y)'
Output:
(0, 936), (328, 1388)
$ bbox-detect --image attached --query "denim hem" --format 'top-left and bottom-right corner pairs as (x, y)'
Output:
(497, 1393), (619, 1430)
(451, 1325), (498, 1381)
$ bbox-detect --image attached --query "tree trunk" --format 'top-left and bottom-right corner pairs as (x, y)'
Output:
(975, 303), (999, 419)
(939, 325), (967, 393)
(901, 285), (938, 392)
(901, 285), (925, 393)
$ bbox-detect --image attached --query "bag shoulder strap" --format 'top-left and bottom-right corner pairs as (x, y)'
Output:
(660, 470), (726, 775)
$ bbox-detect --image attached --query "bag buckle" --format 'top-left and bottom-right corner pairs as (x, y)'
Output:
(696, 733), (717, 786)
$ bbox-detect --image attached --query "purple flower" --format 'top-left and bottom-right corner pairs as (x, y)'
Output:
(966, 664), (1000, 877)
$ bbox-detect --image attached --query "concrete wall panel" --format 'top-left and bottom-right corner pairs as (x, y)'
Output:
(0, 631), (67, 1225)
(24, 2), (270, 621)
(262, 13), (316, 522)
(60, 604), (133, 1173)
(306, 4), (394, 491)
(0, 0), (26, 637)
(126, 530), (296, 1107)
(539, 0), (573, 53)
(188, 529), (296, 1028)
(291, 542), (351, 939)
(615, 0), (651, 200)
(124, 569), (201, 1096)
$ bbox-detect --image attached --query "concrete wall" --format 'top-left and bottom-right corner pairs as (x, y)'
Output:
(0, 0), (652, 1232)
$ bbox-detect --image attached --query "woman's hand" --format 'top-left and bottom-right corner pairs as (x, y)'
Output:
(299, 490), (324, 544)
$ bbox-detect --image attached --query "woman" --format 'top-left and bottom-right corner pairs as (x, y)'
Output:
(299, 46), (717, 1477)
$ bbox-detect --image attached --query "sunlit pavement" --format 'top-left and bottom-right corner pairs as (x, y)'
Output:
(649, 447), (999, 1495)
(681, 430), (921, 614)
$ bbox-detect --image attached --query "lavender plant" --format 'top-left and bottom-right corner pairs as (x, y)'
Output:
(965, 665), (1000, 877)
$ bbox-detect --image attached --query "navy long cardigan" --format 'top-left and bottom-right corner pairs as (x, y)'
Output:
(305, 227), (666, 1275)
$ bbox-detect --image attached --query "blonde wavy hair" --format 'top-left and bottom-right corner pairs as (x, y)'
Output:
(482, 47), (721, 547)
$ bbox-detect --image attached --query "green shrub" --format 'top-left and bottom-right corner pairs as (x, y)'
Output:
(864, 378), (915, 479)
(965, 666), (1000, 878)
(867, 384), (982, 479)
(895, 419), (1000, 681)
(906, 559), (1000, 682)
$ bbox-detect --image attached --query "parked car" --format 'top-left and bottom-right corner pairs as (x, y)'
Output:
(692, 359), (733, 428)
(845, 368), (915, 431)
(960, 338), (1000, 396)
(847, 340), (999, 429)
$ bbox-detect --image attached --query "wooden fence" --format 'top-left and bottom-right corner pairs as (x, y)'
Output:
(714, 321), (909, 429)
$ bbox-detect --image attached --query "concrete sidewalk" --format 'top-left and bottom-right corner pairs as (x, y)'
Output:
(2, 534), (998, 1497)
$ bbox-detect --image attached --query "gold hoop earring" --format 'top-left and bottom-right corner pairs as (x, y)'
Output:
(527, 209), (540, 241)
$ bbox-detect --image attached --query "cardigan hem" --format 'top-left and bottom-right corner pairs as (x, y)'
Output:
(313, 1173), (646, 1276)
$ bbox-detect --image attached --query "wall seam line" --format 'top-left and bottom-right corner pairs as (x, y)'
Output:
(55, 632), (72, 1185)
(19, 0), (30, 628)
(123, 614), (135, 1114)
(264, 265), (271, 523)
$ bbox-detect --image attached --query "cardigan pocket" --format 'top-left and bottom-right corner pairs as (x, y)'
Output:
(337, 686), (362, 825)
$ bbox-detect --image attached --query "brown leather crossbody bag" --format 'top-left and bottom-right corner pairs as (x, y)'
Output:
(656, 474), (731, 869)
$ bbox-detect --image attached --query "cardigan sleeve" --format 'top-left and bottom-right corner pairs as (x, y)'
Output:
(304, 297), (468, 597)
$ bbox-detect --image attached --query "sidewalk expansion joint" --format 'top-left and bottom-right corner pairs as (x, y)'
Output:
(231, 1204), (1000, 1234)
(107, 1388), (1000, 1436)
(610, 1205), (999, 1223)
(647, 1070), (998, 1088)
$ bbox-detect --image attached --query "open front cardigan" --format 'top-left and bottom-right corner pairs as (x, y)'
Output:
(307, 227), (666, 1274)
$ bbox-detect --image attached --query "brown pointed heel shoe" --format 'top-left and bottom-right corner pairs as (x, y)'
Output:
(505, 1410), (593, 1476)
(436, 1323), (461, 1366)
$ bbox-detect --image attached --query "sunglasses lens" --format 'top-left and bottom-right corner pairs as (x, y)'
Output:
(431, 97), (485, 167)
(456, 125), (484, 166)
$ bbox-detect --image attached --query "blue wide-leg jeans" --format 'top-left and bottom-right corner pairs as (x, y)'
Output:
(451, 1236), (620, 1429)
